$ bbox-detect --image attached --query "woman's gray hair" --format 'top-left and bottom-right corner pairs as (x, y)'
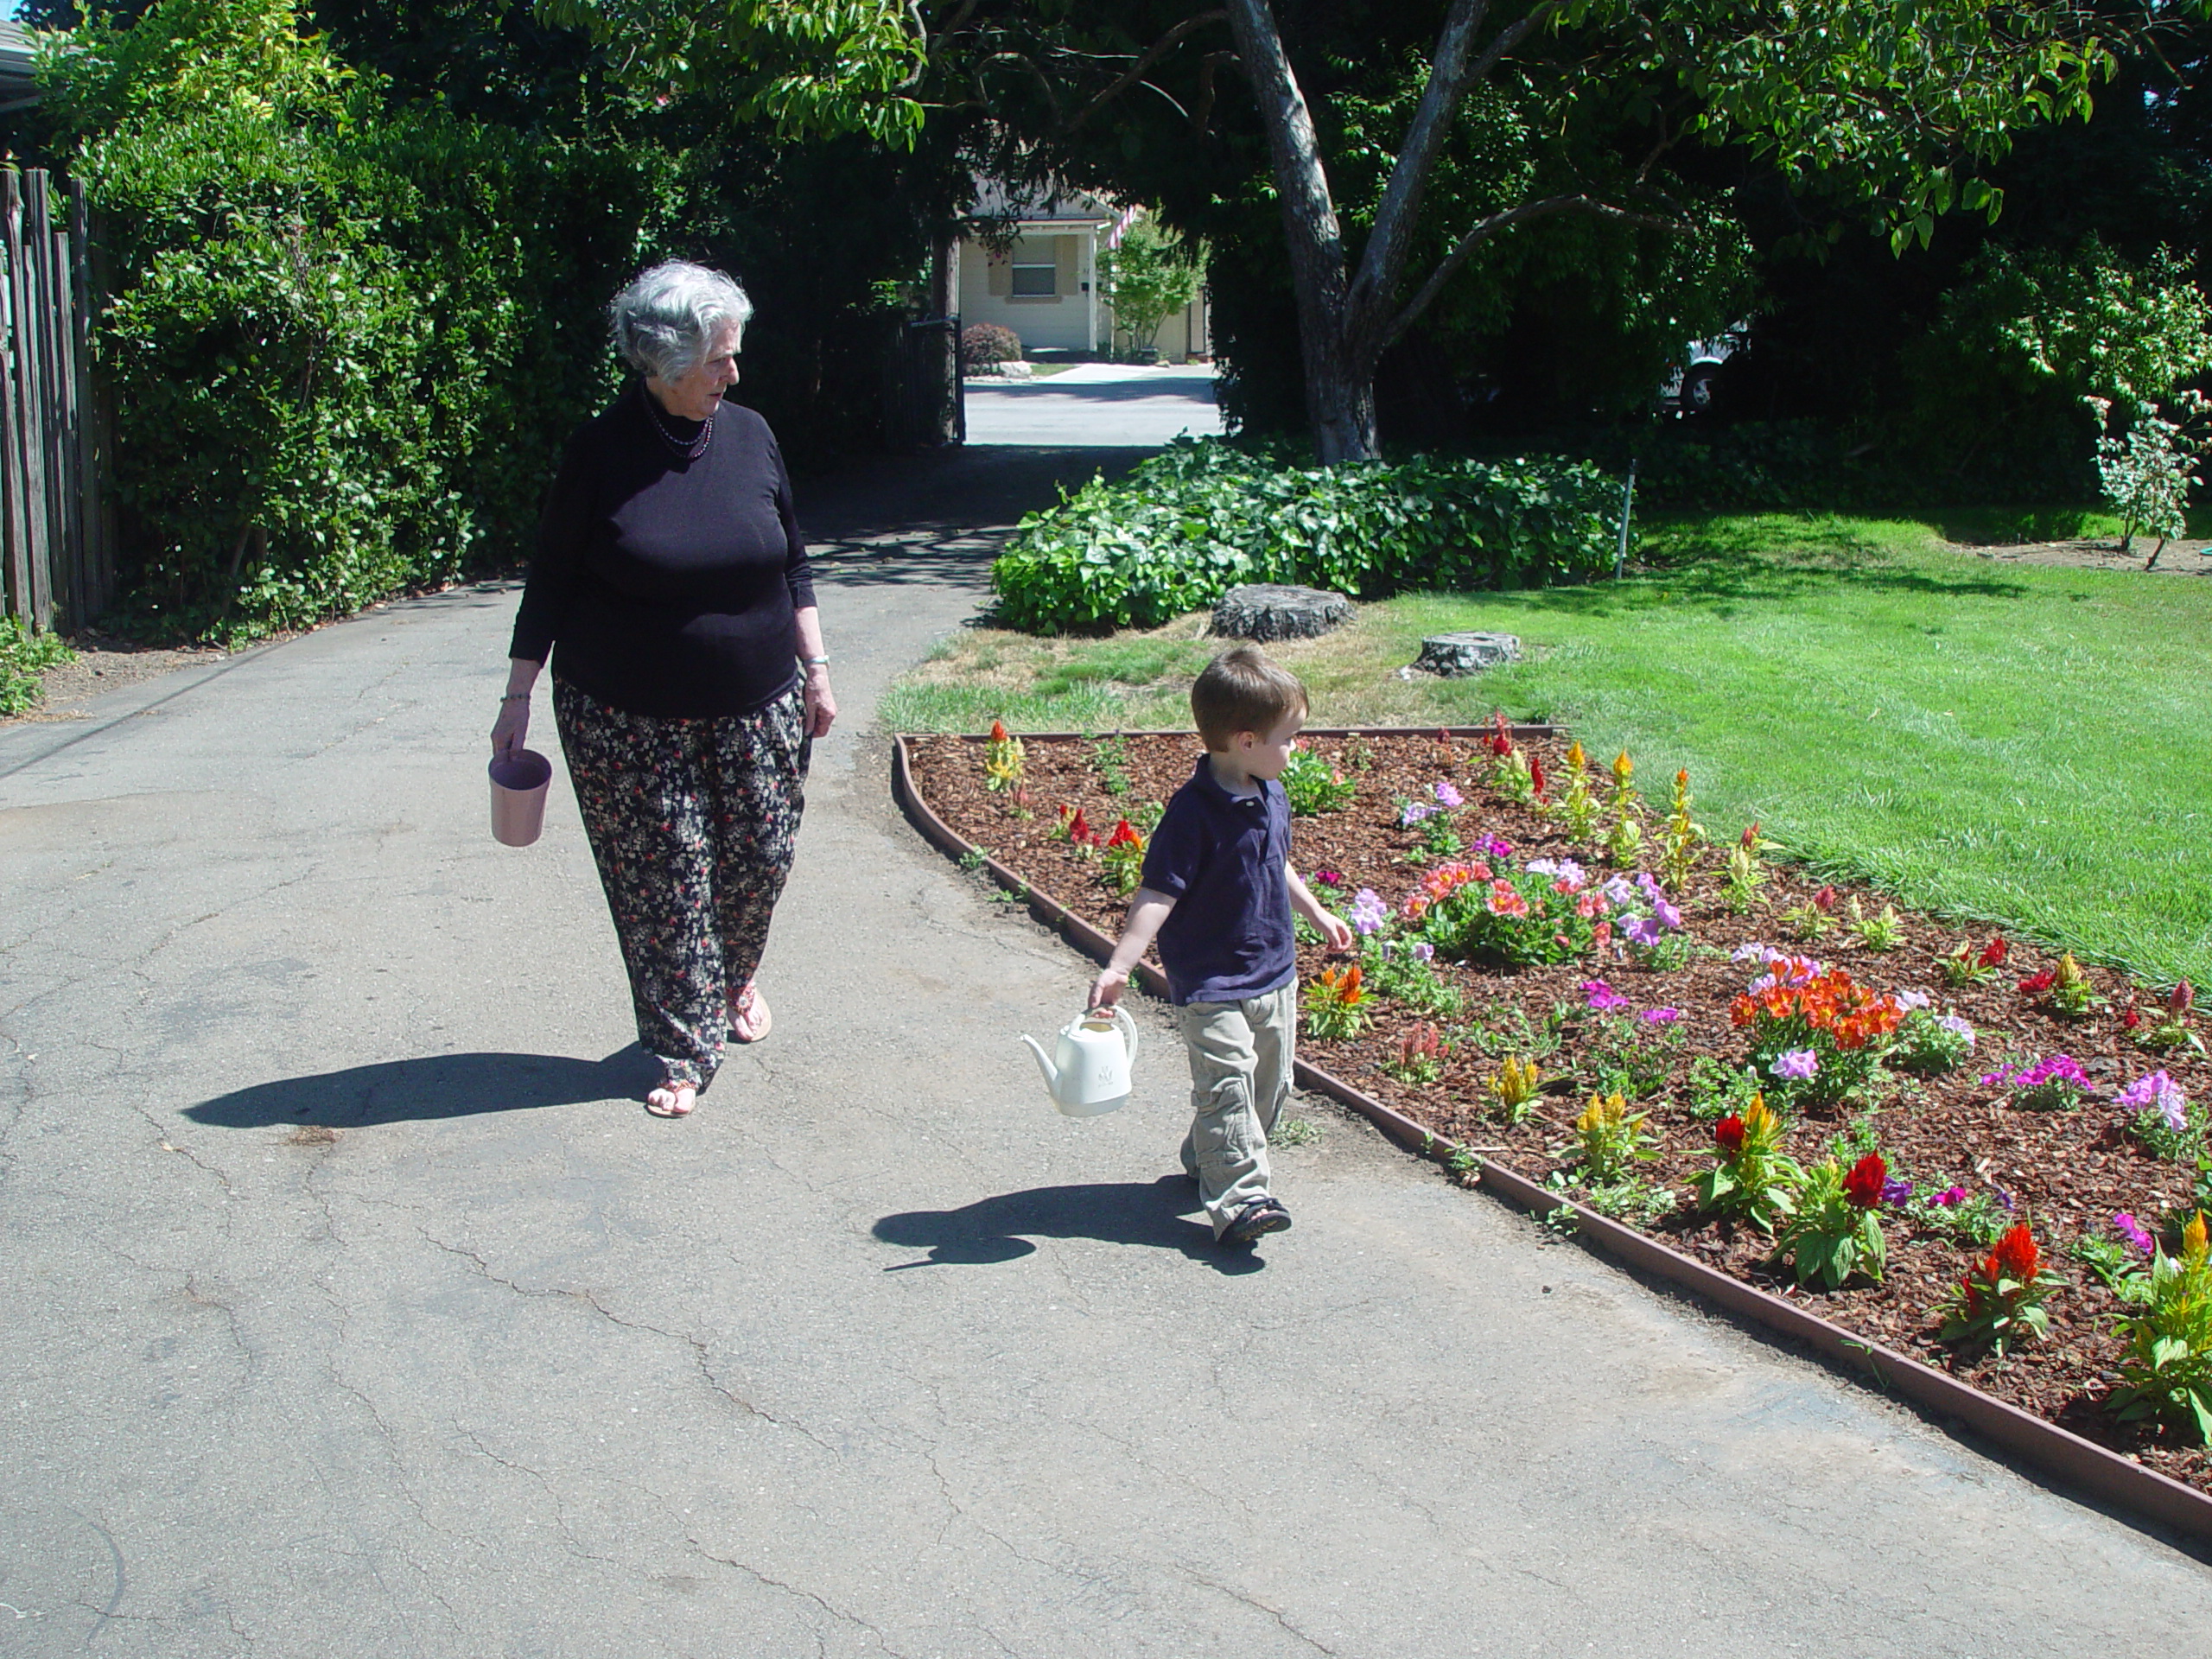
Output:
(609, 261), (754, 382)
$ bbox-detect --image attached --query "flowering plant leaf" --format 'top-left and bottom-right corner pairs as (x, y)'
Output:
(1770, 1156), (1888, 1290)
(1693, 1093), (1805, 1232)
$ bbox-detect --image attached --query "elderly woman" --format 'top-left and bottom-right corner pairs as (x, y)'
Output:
(492, 260), (836, 1118)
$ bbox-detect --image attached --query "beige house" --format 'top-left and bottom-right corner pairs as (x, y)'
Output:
(957, 184), (1209, 363)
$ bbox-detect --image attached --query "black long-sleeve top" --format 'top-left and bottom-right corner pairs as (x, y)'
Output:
(509, 383), (817, 719)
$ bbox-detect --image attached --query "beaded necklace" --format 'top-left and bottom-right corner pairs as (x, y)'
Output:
(643, 389), (714, 460)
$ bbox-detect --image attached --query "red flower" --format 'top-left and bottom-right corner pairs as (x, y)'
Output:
(1979, 937), (2009, 968)
(1739, 821), (1761, 849)
(1813, 885), (1838, 913)
(1841, 1153), (1887, 1210)
(1989, 1223), (2040, 1285)
(1713, 1115), (1745, 1154)
(989, 719), (1009, 742)
(2020, 969), (2056, 995)
(1487, 711), (1514, 757)
(1104, 818), (1141, 849)
(2122, 1005), (2143, 1030)
(1067, 807), (1097, 846)
(1530, 754), (1548, 798)
(2172, 978), (2196, 1015)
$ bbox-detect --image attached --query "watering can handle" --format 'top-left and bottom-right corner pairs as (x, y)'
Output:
(1101, 1001), (1137, 1068)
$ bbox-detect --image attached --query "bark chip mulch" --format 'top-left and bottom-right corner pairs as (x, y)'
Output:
(906, 728), (2212, 1497)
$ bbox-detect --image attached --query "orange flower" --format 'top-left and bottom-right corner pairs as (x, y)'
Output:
(989, 719), (1009, 742)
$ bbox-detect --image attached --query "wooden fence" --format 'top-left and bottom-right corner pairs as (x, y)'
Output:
(1, 166), (111, 633)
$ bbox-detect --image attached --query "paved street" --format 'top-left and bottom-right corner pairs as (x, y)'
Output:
(963, 362), (1224, 446)
(1, 440), (2206, 1656)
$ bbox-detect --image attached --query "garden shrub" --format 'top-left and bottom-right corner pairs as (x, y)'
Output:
(961, 322), (1022, 369)
(40, 0), (677, 643)
(0, 617), (74, 715)
(989, 437), (1622, 633)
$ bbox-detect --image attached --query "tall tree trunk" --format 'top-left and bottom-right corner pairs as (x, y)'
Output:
(1224, 0), (1380, 461)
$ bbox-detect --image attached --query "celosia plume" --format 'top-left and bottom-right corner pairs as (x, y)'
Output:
(2171, 978), (2196, 1015)
(1989, 1223), (2040, 1285)
(989, 720), (1009, 742)
(1713, 1115), (1745, 1154)
(1841, 1153), (1888, 1211)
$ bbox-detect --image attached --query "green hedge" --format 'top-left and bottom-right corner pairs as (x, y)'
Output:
(988, 439), (1625, 633)
(41, 0), (677, 644)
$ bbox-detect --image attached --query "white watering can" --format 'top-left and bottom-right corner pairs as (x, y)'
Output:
(1020, 1005), (1140, 1117)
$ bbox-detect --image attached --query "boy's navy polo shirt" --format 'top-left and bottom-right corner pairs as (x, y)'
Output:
(1140, 754), (1296, 1006)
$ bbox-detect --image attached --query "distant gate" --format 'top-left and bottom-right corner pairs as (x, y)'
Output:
(1, 167), (112, 633)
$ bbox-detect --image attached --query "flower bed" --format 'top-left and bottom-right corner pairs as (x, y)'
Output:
(905, 725), (2212, 1504)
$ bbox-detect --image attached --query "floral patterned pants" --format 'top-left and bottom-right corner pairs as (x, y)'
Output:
(555, 679), (810, 1092)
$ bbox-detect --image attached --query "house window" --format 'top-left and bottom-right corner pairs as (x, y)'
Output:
(1011, 237), (1058, 297)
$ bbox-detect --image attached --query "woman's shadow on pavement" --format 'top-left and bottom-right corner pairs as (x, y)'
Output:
(183, 1048), (659, 1128)
(874, 1176), (1265, 1276)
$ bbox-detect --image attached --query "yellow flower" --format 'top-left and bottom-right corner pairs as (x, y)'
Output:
(1612, 751), (1633, 784)
(1566, 740), (1586, 771)
(2185, 1211), (2209, 1265)
(1743, 1093), (1774, 1138)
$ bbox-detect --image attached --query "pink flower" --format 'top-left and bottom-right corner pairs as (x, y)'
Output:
(1581, 980), (1630, 1012)
(1485, 881), (1529, 918)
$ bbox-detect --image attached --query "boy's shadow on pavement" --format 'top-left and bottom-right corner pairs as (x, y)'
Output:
(183, 1048), (658, 1128)
(874, 1176), (1265, 1276)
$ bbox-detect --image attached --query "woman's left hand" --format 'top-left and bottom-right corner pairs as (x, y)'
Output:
(803, 664), (837, 737)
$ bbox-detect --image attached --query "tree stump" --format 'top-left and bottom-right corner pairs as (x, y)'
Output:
(1413, 632), (1521, 677)
(1211, 583), (1354, 642)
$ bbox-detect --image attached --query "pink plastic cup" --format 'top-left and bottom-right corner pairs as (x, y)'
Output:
(489, 748), (553, 847)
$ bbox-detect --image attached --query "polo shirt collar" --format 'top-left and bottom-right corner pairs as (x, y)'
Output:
(1190, 753), (1268, 808)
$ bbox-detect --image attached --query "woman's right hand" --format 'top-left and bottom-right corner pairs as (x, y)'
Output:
(491, 695), (530, 758)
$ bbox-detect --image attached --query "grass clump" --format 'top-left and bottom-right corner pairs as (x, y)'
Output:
(0, 619), (74, 715)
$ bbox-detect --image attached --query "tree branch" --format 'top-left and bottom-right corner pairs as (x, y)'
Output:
(1348, 0), (1565, 336)
(1349, 0), (1489, 327)
(1375, 195), (1681, 359)
(975, 49), (1062, 124)
(1063, 10), (1229, 134)
(1191, 48), (1238, 134)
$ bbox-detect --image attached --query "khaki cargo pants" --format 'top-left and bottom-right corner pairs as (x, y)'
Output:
(1176, 982), (1297, 1237)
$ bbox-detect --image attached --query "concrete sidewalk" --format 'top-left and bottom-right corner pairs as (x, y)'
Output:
(1, 445), (2205, 1656)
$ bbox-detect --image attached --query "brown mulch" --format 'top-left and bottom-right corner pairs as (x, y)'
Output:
(906, 728), (2212, 1496)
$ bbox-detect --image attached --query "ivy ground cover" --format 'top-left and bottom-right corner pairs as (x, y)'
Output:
(907, 728), (2212, 1496)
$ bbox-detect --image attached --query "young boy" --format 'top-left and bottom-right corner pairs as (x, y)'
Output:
(1088, 645), (1355, 1244)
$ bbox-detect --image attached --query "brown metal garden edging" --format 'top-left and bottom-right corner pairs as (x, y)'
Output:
(891, 730), (2212, 1548)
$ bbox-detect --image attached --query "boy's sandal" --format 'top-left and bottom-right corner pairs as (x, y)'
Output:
(645, 1079), (697, 1118)
(1224, 1198), (1293, 1244)
(730, 982), (772, 1045)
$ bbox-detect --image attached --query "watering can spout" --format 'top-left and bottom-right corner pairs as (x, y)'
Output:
(1020, 1033), (1062, 1101)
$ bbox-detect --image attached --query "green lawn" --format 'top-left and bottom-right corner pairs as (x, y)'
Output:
(885, 512), (2212, 988)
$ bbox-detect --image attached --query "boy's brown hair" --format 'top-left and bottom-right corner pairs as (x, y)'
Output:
(1190, 645), (1307, 751)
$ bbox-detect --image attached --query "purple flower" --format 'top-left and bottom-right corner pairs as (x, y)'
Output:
(2117, 1070), (2189, 1133)
(1605, 875), (1639, 908)
(1474, 834), (1513, 860)
(1349, 888), (1389, 936)
(2113, 1212), (2155, 1255)
(1732, 940), (1773, 963)
(1897, 990), (1932, 1012)
(1880, 1177), (1913, 1206)
(1400, 800), (1439, 828)
(1639, 1007), (1683, 1025)
(1315, 868), (1344, 887)
(1993, 1187), (2017, 1212)
(1433, 780), (1464, 809)
(1636, 872), (1664, 906)
(1408, 941), (1434, 963)
(1622, 915), (1664, 950)
(1933, 1185), (1968, 1208)
(1936, 1013), (1976, 1047)
(1770, 1049), (1819, 1081)
(1581, 979), (1631, 1012)
(1652, 896), (1683, 931)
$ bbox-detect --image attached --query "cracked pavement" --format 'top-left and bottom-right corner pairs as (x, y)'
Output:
(2, 442), (2207, 1656)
